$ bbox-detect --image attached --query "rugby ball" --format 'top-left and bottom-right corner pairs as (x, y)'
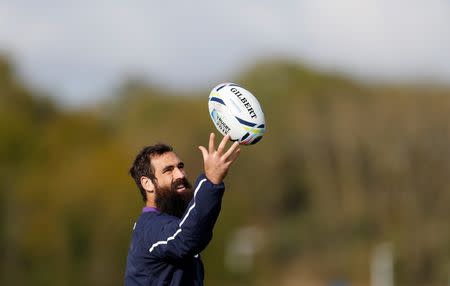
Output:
(208, 83), (265, 145)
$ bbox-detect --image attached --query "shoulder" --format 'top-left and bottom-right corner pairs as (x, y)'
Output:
(133, 212), (181, 247)
(139, 212), (181, 237)
(138, 211), (180, 229)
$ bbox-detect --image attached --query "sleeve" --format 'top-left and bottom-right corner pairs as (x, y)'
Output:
(147, 174), (225, 260)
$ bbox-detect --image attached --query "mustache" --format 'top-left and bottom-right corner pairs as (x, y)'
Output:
(171, 177), (192, 190)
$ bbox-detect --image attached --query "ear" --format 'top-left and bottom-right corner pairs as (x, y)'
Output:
(140, 176), (155, 194)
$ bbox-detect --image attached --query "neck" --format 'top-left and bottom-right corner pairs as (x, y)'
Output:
(146, 200), (157, 209)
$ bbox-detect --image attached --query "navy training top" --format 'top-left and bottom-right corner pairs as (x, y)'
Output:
(124, 174), (225, 286)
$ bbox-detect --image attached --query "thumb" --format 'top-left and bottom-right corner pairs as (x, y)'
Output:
(198, 146), (208, 161)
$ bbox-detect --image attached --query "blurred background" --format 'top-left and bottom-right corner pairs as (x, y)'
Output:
(1, 1), (450, 285)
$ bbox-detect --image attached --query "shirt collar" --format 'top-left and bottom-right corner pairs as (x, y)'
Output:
(142, 206), (160, 213)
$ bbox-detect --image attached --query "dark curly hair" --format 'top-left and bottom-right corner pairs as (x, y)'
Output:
(129, 144), (173, 202)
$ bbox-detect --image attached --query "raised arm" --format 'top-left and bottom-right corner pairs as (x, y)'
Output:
(148, 134), (240, 260)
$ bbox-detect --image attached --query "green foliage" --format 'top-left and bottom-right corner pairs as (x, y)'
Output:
(1, 55), (450, 285)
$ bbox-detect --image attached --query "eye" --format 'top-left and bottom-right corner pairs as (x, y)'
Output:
(178, 163), (185, 169)
(163, 166), (174, 174)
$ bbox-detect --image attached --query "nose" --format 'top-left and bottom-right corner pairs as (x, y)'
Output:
(173, 167), (185, 180)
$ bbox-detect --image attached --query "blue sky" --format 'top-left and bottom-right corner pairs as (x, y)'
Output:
(0, 0), (449, 106)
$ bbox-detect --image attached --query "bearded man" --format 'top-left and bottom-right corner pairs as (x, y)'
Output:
(124, 133), (241, 286)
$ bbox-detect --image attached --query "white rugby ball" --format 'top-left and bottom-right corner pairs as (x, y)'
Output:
(208, 83), (265, 145)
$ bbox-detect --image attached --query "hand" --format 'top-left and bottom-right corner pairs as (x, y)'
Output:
(198, 133), (241, 184)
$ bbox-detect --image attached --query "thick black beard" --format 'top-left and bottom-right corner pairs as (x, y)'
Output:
(155, 178), (193, 218)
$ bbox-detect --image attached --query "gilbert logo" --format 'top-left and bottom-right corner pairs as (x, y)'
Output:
(230, 88), (257, 119)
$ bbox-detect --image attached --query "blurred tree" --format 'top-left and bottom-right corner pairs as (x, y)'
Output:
(0, 56), (449, 286)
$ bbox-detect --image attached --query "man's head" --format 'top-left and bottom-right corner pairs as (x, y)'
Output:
(129, 144), (193, 218)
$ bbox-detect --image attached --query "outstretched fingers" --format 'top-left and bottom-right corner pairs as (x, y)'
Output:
(217, 134), (230, 155)
(226, 145), (241, 165)
(198, 145), (208, 161)
(223, 141), (240, 160)
(208, 133), (215, 154)
(201, 133), (241, 184)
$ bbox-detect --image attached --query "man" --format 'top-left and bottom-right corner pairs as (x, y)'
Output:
(125, 133), (241, 286)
